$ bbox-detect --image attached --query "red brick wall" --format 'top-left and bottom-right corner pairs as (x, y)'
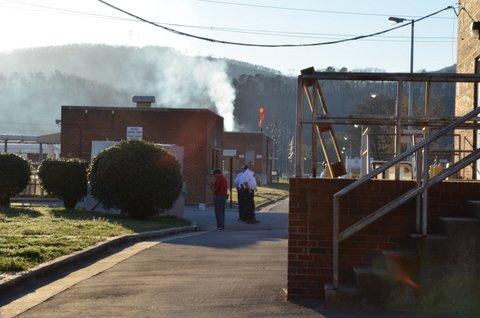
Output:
(288, 178), (480, 299)
(456, 0), (480, 179)
(223, 132), (273, 184)
(61, 106), (223, 204)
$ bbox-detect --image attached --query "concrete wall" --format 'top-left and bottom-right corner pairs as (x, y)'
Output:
(456, 0), (480, 178)
(61, 106), (224, 204)
(223, 132), (273, 185)
(288, 178), (480, 299)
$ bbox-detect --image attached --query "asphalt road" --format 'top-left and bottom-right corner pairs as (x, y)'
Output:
(16, 199), (330, 317)
(11, 199), (414, 318)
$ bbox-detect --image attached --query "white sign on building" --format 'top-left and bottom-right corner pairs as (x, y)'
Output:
(223, 149), (237, 157)
(126, 127), (143, 140)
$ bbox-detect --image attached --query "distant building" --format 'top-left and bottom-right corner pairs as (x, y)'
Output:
(223, 132), (273, 185)
(456, 0), (480, 178)
(61, 105), (223, 204)
(0, 133), (60, 164)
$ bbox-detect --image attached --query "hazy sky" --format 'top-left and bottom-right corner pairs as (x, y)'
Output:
(0, 0), (458, 74)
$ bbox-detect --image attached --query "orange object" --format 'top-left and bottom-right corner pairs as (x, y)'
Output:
(258, 106), (265, 128)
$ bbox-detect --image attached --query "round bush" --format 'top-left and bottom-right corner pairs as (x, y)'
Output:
(38, 158), (88, 209)
(89, 140), (182, 219)
(0, 154), (31, 207)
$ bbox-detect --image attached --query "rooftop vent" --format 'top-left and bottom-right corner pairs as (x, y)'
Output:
(132, 95), (155, 108)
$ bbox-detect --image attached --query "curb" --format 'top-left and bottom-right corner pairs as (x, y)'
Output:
(0, 225), (197, 298)
(257, 194), (289, 210)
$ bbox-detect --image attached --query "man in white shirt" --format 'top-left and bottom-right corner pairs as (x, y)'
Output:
(241, 161), (259, 224)
(234, 165), (247, 221)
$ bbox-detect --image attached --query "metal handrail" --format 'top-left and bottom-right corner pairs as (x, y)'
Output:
(332, 105), (480, 289)
(334, 106), (480, 199)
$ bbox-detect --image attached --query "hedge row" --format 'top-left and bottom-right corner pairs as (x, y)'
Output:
(0, 140), (182, 219)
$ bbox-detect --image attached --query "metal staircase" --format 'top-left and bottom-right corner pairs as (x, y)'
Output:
(325, 201), (480, 310)
(326, 105), (480, 309)
(331, 104), (480, 289)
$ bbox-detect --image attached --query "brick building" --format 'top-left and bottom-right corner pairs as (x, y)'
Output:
(61, 105), (223, 204)
(456, 0), (480, 178)
(223, 132), (273, 185)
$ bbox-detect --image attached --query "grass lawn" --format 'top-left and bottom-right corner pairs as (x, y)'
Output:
(0, 207), (191, 276)
(229, 182), (289, 206)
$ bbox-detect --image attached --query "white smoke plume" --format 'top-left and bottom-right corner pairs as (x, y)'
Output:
(0, 44), (237, 133)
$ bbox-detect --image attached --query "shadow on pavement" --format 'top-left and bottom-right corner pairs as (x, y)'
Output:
(165, 210), (288, 249)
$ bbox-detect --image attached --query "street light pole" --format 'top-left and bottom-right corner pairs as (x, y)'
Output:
(408, 20), (415, 126)
(388, 16), (415, 126)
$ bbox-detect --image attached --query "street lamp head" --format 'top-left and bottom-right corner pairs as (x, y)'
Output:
(388, 16), (407, 24)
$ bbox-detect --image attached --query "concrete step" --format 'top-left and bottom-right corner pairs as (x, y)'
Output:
(381, 249), (418, 281)
(355, 249), (420, 309)
(382, 249), (416, 260)
(438, 217), (480, 237)
(467, 200), (480, 219)
(324, 284), (366, 310)
(410, 233), (449, 245)
(353, 267), (390, 306)
(353, 267), (388, 288)
(410, 215), (480, 291)
(410, 233), (449, 264)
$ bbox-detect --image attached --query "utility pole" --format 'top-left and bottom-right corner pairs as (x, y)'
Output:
(388, 16), (415, 126)
(409, 20), (415, 126)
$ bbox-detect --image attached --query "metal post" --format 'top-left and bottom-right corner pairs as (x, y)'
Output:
(421, 81), (431, 236)
(312, 124), (317, 178)
(408, 20), (415, 129)
(360, 127), (369, 176)
(310, 83), (318, 178)
(422, 144), (429, 236)
(295, 78), (304, 177)
(349, 139), (352, 159)
(3, 139), (7, 153)
(410, 21), (415, 75)
(39, 143), (43, 163)
(229, 157), (233, 208)
(333, 197), (339, 289)
(415, 148), (422, 232)
(395, 81), (404, 179)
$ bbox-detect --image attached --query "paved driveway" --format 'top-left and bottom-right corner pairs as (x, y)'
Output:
(14, 200), (328, 317)
(10, 200), (413, 318)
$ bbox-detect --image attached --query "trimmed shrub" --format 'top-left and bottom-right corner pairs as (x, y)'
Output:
(89, 140), (182, 219)
(0, 154), (31, 207)
(38, 158), (88, 209)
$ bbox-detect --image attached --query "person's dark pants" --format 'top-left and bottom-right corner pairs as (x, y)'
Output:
(238, 188), (247, 220)
(245, 191), (256, 220)
(214, 195), (227, 228)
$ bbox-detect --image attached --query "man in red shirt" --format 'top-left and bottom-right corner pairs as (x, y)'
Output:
(210, 169), (228, 230)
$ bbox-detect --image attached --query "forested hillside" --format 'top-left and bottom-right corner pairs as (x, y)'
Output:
(0, 44), (456, 174)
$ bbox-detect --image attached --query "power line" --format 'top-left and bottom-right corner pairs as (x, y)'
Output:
(164, 24), (457, 41)
(0, 0), (456, 43)
(194, 0), (455, 20)
(1, 0), (126, 20)
(97, 1), (455, 48)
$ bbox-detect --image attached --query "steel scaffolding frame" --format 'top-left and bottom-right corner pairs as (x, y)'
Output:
(295, 68), (480, 179)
